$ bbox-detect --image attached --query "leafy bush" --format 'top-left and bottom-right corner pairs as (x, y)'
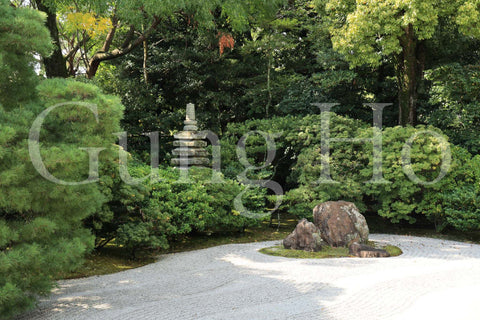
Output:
(84, 158), (151, 249)
(420, 152), (480, 232)
(426, 63), (480, 154)
(283, 113), (370, 216)
(221, 113), (369, 217)
(220, 115), (299, 182)
(286, 119), (480, 231)
(0, 79), (124, 318)
(221, 113), (368, 182)
(359, 125), (455, 224)
(109, 166), (265, 257)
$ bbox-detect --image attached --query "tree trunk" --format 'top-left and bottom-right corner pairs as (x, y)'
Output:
(35, 0), (68, 78)
(143, 38), (148, 84)
(86, 18), (160, 79)
(397, 24), (425, 126)
(142, 23), (148, 84)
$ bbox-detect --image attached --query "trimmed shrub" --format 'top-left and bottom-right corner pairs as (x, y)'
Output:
(109, 166), (265, 257)
(286, 120), (480, 231)
(220, 113), (368, 218)
(420, 152), (480, 232)
(359, 125), (455, 224)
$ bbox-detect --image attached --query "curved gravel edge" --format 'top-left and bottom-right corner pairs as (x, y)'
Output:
(15, 234), (480, 320)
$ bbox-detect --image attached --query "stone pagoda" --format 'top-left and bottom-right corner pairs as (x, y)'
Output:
(171, 103), (209, 168)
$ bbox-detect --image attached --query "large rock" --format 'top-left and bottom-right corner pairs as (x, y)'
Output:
(348, 242), (390, 258)
(313, 201), (369, 247)
(283, 219), (323, 252)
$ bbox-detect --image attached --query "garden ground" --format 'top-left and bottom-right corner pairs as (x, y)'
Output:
(16, 234), (480, 320)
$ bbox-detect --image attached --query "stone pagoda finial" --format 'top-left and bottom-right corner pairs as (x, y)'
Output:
(171, 103), (209, 168)
(183, 103), (198, 131)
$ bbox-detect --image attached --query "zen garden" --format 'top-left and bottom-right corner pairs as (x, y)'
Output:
(2, 0), (480, 319)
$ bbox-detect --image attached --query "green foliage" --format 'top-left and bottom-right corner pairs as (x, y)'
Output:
(316, 0), (480, 126)
(456, 0), (480, 38)
(425, 63), (480, 154)
(112, 166), (264, 256)
(359, 125), (452, 224)
(0, 0), (52, 109)
(220, 113), (369, 219)
(220, 115), (298, 179)
(285, 117), (480, 231)
(320, 0), (458, 68)
(282, 113), (370, 217)
(420, 151), (480, 232)
(97, 0), (401, 166)
(38, 0), (286, 78)
(112, 0), (286, 32)
(84, 158), (151, 249)
(0, 79), (123, 318)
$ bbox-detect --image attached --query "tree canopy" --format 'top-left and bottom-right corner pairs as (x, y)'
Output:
(0, 0), (52, 107)
(317, 0), (480, 125)
(32, 0), (286, 77)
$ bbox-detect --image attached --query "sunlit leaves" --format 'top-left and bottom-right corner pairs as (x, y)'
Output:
(457, 0), (480, 38)
(319, 0), (470, 68)
(64, 11), (112, 38)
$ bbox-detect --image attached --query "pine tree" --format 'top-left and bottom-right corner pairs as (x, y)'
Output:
(0, 2), (124, 318)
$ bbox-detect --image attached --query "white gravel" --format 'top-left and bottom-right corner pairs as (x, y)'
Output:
(15, 234), (480, 320)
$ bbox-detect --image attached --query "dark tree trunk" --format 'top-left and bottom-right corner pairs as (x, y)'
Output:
(397, 24), (426, 126)
(35, 0), (68, 78)
(86, 17), (160, 78)
(398, 24), (416, 126)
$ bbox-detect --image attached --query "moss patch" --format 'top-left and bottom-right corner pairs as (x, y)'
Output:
(384, 245), (403, 256)
(57, 246), (156, 280)
(259, 241), (402, 259)
(259, 245), (349, 259)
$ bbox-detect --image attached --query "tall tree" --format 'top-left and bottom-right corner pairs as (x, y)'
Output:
(1, 3), (125, 318)
(34, 0), (68, 77)
(317, 0), (476, 126)
(33, 0), (286, 78)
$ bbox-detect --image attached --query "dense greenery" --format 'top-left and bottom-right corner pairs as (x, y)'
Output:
(220, 113), (480, 233)
(426, 64), (480, 154)
(97, 165), (265, 258)
(0, 77), (124, 317)
(0, 0), (52, 108)
(2, 0), (480, 318)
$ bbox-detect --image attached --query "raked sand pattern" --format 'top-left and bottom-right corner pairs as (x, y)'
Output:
(16, 235), (480, 320)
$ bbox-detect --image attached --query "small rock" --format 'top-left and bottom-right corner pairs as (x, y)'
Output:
(349, 242), (390, 258)
(283, 219), (323, 252)
(313, 201), (369, 247)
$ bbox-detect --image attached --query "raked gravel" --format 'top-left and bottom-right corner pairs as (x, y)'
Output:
(15, 234), (480, 320)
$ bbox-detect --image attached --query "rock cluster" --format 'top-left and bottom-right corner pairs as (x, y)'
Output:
(283, 201), (389, 258)
(283, 219), (323, 252)
(313, 201), (369, 247)
(348, 242), (390, 258)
